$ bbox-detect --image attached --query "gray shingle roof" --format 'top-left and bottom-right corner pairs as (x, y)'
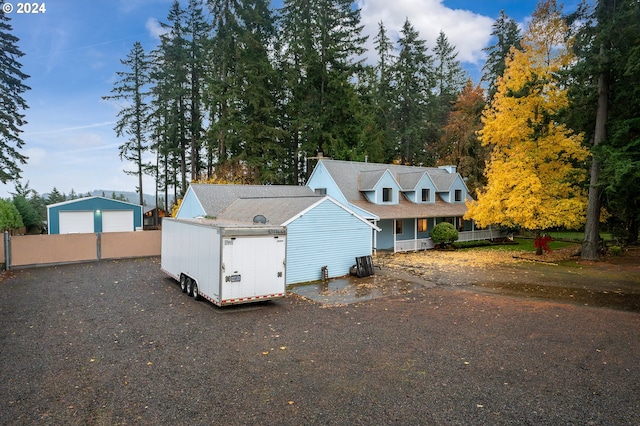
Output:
(350, 197), (468, 220)
(318, 159), (462, 200)
(190, 184), (316, 217)
(217, 196), (323, 225)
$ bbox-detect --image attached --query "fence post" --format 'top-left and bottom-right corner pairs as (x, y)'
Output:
(96, 232), (102, 261)
(4, 231), (10, 270)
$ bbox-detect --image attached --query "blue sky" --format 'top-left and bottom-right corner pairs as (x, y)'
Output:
(1, 0), (555, 200)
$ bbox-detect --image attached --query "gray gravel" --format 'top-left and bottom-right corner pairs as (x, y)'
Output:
(1, 257), (638, 425)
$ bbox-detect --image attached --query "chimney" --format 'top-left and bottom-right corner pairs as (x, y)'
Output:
(438, 165), (457, 174)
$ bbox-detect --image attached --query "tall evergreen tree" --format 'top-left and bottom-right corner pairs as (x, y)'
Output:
(571, 0), (640, 254)
(391, 19), (435, 164)
(0, 8), (30, 183)
(371, 21), (396, 163)
(103, 41), (152, 206)
(185, 0), (211, 181)
(235, 0), (284, 183)
(482, 10), (522, 101)
(433, 31), (467, 112)
(207, 0), (242, 171)
(156, 0), (191, 196)
(277, 0), (367, 182)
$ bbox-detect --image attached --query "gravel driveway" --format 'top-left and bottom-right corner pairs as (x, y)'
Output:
(1, 257), (638, 425)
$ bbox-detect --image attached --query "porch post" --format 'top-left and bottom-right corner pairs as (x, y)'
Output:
(393, 219), (397, 253)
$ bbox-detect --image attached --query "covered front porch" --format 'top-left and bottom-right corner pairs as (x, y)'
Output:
(373, 217), (495, 253)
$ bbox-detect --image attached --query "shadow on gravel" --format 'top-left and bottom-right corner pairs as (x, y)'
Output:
(471, 282), (640, 312)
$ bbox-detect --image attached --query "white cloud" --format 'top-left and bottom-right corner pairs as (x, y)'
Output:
(146, 17), (169, 41)
(358, 0), (494, 66)
(24, 147), (47, 167)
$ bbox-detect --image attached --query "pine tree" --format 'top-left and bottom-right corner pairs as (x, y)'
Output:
(372, 21), (396, 163)
(185, 0), (211, 181)
(391, 19), (435, 164)
(235, 0), (284, 183)
(155, 0), (191, 195)
(276, 0), (367, 181)
(103, 41), (151, 206)
(482, 10), (522, 101)
(466, 0), (588, 254)
(47, 187), (66, 204)
(573, 0), (640, 251)
(0, 9), (30, 183)
(433, 31), (468, 114)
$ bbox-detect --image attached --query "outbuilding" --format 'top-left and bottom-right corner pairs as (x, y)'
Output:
(176, 184), (380, 285)
(47, 196), (143, 234)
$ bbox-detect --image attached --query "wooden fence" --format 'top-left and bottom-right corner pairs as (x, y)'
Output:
(2, 231), (161, 269)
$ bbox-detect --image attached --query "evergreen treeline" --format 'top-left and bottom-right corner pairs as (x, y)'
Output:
(105, 0), (478, 205)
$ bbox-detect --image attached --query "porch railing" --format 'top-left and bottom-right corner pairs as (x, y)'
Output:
(393, 229), (495, 253)
(457, 229), (494, 242)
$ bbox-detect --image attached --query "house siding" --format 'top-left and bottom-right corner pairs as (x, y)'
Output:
(374, 172), (400, 204)
(48, 198), (142, 234)
(177, 188), (206, 218)
(286, 199), (372, 285)
(306, 162), (376, 220)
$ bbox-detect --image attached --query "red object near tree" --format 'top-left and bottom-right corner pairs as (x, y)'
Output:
(534, 234), (553, 253)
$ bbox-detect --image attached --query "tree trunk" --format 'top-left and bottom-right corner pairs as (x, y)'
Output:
(581, 42), (610, 261)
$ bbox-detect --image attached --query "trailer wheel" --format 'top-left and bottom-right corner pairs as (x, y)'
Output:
(186, 277), (194, 296)
(192, 281), (200, 301)
(180, 275), (188, 293)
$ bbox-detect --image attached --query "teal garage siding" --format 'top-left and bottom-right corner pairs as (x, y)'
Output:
(47, 197), (143, 234)
(285, 199), (373, 285)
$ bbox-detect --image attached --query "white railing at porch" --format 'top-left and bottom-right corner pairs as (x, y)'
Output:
(393, 229), (495, 253)
(457, 229), (495, 242)
(395, 238), (435, 253)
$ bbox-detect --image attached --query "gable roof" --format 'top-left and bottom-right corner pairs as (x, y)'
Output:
(218, 196), (322, 225)
(358, 169), (391, 191)
(317, 159), (466, 201)
(187, 184), (316, 217)
(47, 196), (141, 209)
(217, 196), (380, 230)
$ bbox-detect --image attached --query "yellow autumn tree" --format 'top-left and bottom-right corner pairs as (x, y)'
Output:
(465, 0), (588, 250)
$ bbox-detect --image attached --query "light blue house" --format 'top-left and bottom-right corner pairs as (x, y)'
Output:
(176, 184), (379, 284)
(47, 196), (143, 234)
(306, 159), (492, 252)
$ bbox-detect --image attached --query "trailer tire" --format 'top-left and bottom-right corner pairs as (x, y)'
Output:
(186, 277), (194, 297)
(192, 282), (200, 301)
(180, 275), (188, 293)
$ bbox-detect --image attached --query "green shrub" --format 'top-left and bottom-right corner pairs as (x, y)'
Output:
(451, 240), (493, 249)
(609, 245), (623, 256)
(431, 222), (459, 247)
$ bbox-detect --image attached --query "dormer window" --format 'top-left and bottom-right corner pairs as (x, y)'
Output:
(421, 188), (430, 202)
(455, 189), (462, 202)
(382, 187), (392, 202)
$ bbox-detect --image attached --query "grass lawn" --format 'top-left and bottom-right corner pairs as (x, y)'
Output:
(537, 230), (613, 241)
(472, 238), (576, 253)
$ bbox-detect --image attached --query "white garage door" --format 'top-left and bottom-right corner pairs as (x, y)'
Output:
(102, 210), (134, 233)
(59, 211), (95, 234)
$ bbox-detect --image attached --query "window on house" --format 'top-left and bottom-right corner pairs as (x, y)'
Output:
(395, 220), (403, 235)
(455, 189), (462, 202)
(314, 188), (327, 195)
(417, 218), (427, 233)
(383, 187), (392, 202)
(421, 188), (430, 202)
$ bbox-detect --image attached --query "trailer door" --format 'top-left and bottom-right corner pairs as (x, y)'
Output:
(221, 235), (286, 302)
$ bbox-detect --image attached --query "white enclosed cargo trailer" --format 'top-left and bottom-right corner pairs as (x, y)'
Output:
(161, 218), (287, 306)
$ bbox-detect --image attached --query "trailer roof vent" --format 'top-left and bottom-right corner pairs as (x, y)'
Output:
(253, 214), (267, 224)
